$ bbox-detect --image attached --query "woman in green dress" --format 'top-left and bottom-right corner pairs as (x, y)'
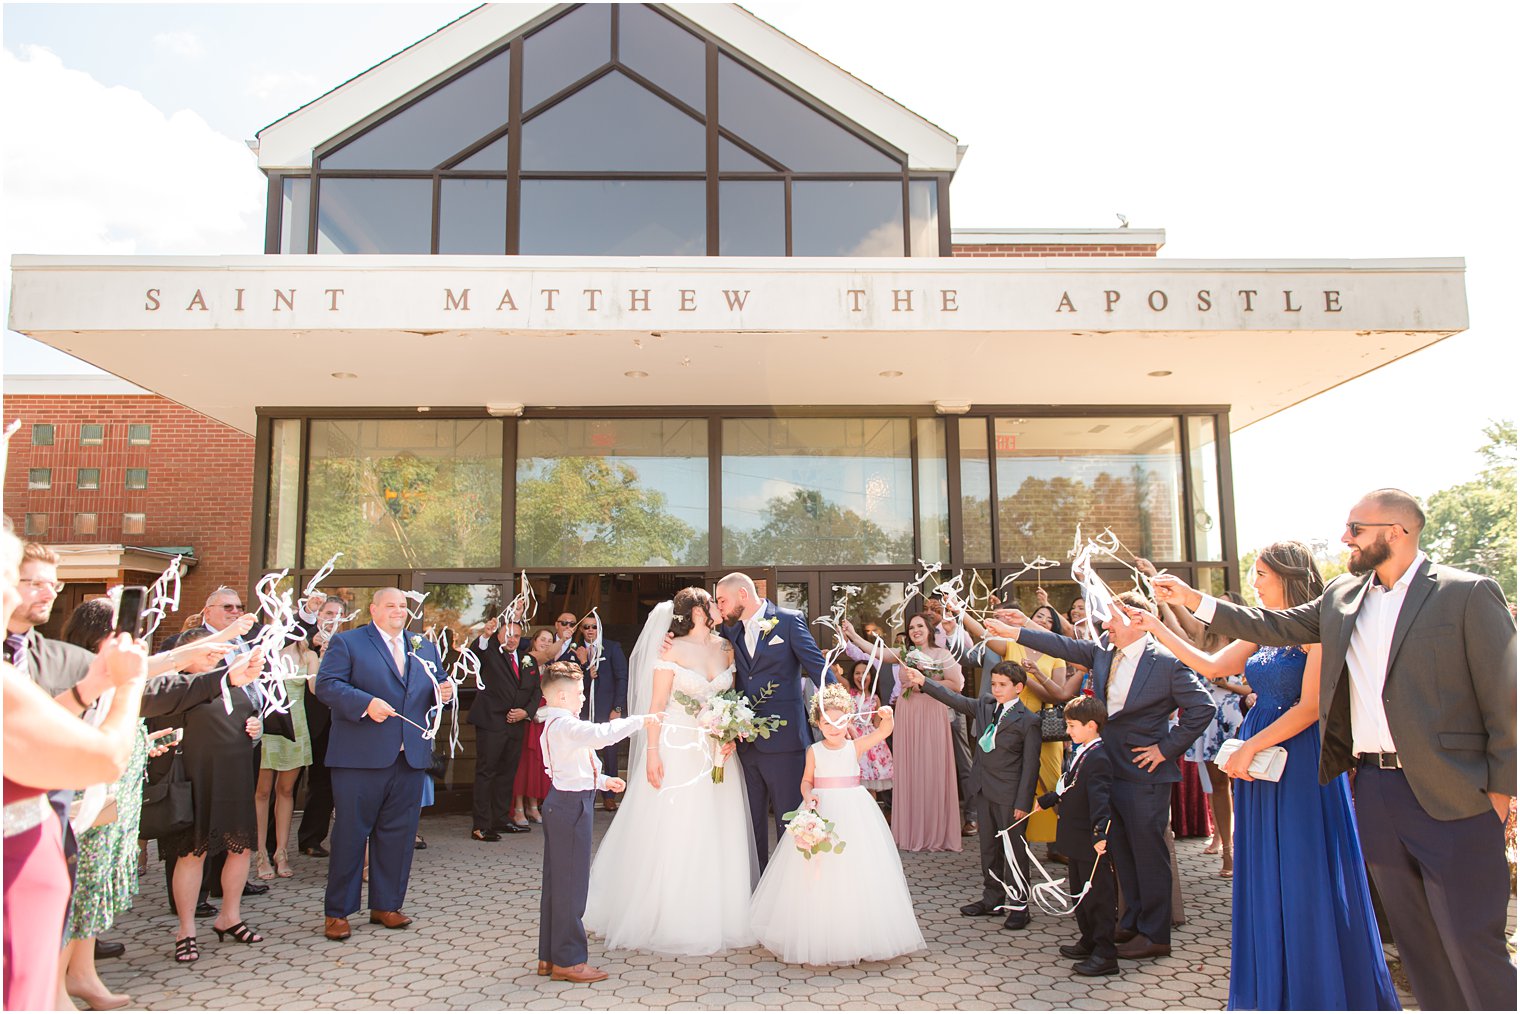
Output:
(254, 640), (316, 879)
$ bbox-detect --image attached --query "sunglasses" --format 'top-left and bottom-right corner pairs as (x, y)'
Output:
(1345, 521), (1406, 538)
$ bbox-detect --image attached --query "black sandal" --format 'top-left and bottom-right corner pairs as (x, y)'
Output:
(174, 936), (199, 963)
(212, 921), (263, 944)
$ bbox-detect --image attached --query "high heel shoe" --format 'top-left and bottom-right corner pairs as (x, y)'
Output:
(212, 921), (263, 944)
(525, 804), (543, 824)
(255, 851), (275, 880)
(1202, 835), (1221, 855)
(67, 986), (132, 1010)
(173, 937), (198, 963)
(273, 849), (293, 878)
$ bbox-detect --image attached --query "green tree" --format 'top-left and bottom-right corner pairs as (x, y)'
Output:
(1425, 419), (1516, 600)
(515, 456), (702, 567)
(726, 488), (912, 566)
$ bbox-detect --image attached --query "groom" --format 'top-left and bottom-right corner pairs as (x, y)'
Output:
(714, 573), (832, 867)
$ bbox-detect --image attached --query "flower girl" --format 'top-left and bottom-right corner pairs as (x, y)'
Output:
(749, 684), (926, 965)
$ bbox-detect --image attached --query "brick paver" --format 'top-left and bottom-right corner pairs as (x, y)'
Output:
(95, 811), (1459, 1010)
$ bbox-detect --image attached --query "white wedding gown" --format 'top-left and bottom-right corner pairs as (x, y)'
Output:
(583, 661), (759, 955)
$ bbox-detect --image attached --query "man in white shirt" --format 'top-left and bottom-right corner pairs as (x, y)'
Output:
(1157, 488), (1516, 1012)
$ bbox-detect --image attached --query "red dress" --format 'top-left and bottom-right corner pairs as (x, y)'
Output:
(3, 777), (70, 1011)
(513, 697), (552, 799)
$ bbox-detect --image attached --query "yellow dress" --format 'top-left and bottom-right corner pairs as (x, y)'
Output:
(1004, 644), (1064, 843)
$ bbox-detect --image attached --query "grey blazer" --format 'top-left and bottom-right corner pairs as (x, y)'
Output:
(1206, 558), (1516, 821)
(16, 629), (94, 699)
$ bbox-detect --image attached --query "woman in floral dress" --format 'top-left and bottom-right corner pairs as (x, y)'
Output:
(846, 658), (894, 796)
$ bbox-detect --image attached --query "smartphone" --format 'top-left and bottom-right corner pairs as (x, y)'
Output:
(114, 585), (149, 637)
(156, 727), (184, 748)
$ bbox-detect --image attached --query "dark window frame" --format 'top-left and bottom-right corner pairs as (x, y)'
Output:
(271, 4), (945, 258)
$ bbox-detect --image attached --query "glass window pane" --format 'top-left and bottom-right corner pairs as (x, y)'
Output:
(994, 417), (1185, 563)
(523, 3), (611, 111)
(281, 177), (310, 254)
(776, 581), (810, 616)
(80, 423), (104, 445)
(718, 54), (899, 172)
(910, 179), (939, 256)
(77, 468), (100, 490)
(439, 179), (506, 254)
(304, 419), (503, 569)
(123, 513), (146, 536)
(322, 50), (511, 170)
(74, 513), (98, 536)
(24, 514), (47, 536)
(959, 418), (992, 563)
(127, 424), (151, 445)
(31, 424), (54, 446)
(125, 468), (148, 489)
(450, 135), (508, 171)
(834, 581), (907, 647)
(722, 418), (914, 566)
(317, 178), (432, 254)
(619, 4), (705, 112)
(791, 180), (903, 257)
(516, 419), (708, 568)
(521, 71), (703, 171)
(719, 136), (772, 171)
(28, 469), (51, 490)
(519, 180), (704, 255)
(420, 581), (508, 792)
(917, 418), (949, 563)
(1187, 416), (1224, 561)
(719, 181), (784, 256)
(266, 418), (301, 568)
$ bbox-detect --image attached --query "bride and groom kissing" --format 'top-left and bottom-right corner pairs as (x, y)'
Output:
(584, 573), (832, 955)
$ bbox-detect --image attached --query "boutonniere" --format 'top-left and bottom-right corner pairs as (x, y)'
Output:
(409, 634), (423, 651)
(758, 617), (779, 635)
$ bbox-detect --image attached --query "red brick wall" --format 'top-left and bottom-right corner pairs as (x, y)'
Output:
(2, 393), (254, 623)
(952, 243), (1162, 258)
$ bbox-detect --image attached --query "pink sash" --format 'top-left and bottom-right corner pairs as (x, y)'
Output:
(813, 775), (861, 789)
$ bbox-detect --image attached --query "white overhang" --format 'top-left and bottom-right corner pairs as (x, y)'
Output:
(46, 544), (196, 582)
(8, 254), (1467, 435)
(952, 228), (1166, 248)
(254, 3), (961, 172)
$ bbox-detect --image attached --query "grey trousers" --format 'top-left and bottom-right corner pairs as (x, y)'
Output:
(538, 788), (594, 968)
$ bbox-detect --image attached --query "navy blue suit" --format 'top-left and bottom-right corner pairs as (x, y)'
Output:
(1016, 625), (1212, 945)
(721, 602), (832, 866)
(316, 623), (445, 918)
(577, 639), (629, 797)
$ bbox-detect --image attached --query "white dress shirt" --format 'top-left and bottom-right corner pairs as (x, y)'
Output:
(1105, 637), (1150, 718)
(1191, 552), (1427, 756)
(743, 609), (764, 656)
(539, 707), (647, 791)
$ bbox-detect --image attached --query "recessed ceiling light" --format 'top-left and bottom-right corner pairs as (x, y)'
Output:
(1147, 370), (1173, 377)
(330, 371), (357, 379)
(624, 370), (649, 379)
(879, 370), (903, 378)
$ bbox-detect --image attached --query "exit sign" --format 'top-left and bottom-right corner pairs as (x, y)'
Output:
(996, 434), (1017, 452)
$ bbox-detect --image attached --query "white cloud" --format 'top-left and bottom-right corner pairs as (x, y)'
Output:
(151, 30), (205, 60)
(1, 45), (265, 255)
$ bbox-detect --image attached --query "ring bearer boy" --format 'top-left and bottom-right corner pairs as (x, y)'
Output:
(533, 661), (659, 983)
(903, 658), (1041, 930)
(1033, 695), (1117, 977)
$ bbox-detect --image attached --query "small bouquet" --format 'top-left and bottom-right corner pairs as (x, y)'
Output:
(901, 648), (943, 698)
(780, 805), (846, 860)
(672, 683), (787, 782)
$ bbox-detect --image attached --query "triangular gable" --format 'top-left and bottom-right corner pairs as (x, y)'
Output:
(253, 3), (960, 172)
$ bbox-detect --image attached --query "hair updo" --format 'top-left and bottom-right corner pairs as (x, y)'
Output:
(669, 586), (714, 637)
(809, 683), (855, 726)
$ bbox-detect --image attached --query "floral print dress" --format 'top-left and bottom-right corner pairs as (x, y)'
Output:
(850, 690), (894, 790)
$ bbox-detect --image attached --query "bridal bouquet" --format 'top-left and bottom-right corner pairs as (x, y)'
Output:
(780, 805), (846, 860)
(901, 648), (943, 698)
(672, 684), (787, 782)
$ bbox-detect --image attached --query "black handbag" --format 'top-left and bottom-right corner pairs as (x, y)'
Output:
(1040, 703), (1069, 742)
(261, 707), (296, 741)
(139, 749), (194, 840)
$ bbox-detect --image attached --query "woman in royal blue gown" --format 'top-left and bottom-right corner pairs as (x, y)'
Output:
(1142, 542), (1399, 1011)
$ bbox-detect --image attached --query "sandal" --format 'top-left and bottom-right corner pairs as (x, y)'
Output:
(174, 936), (198, 963)
(273, 849), (293, 878)
(255, 851), (275, 880)
(1202, 835), (1221, 855)
(525, 805), (543, 824)
(212, 921), (264, 944)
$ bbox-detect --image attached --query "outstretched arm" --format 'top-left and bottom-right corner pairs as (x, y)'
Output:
(910, 668), (977, 717)
(853, 706), (895, 754)
(1153, 574), (1325, 647)
(1125, 608), (1256, 679)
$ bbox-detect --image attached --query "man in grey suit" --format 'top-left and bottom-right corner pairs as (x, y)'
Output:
(1157, 488), (1516, 1011)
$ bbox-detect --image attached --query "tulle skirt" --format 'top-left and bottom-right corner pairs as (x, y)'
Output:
(584, 721), (758, 955)
(749, 784), (925, 965)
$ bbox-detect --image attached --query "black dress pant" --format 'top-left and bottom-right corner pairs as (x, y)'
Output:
(976, 795), (1028, 908)
(297, 721), (334, 851)
(539, 788), (594, 968)
(1108, 780), (1172, 944)
(472, 723), (525, 831)
(1071, 846), (1117, 960)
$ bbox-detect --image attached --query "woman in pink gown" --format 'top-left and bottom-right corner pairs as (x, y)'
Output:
(844, 614), (963, 852)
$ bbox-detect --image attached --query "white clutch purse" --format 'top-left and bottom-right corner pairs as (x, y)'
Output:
(1213, 739), (1287, 782)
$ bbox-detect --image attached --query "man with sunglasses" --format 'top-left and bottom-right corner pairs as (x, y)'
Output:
(570, 612), (628, 812)
(1154, 487), (1516, 1012)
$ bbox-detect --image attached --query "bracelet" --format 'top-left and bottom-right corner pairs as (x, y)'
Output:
(70, 684), (91, 711)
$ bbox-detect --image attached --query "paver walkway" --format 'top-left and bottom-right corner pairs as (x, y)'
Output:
(97, 811), (1453, 1010)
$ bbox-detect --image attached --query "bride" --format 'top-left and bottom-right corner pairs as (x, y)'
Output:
(583, 586), (759, 955)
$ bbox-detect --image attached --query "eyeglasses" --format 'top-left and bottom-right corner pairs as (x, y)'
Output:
(212, 603), (244, 611)
(556, 619), (576, 627)
(18, 579), (64, 593)
(1345, 521), (1407, 538)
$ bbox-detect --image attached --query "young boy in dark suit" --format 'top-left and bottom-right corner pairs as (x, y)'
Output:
(904, 659), (1041, 930)
(1033, 695), (1117, 976)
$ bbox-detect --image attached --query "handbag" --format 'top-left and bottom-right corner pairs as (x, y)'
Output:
(139, 749), (194, 840)
(261, 707), (296, 741)
(1040, 703), (1069, 742)
(1213, 738), (1288, 782)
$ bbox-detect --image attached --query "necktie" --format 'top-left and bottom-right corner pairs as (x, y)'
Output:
(390, 634), (406, 676)
(3, 632), (27, 674)
(745, 619), (759, 656)
(979, 703), (1003, 753)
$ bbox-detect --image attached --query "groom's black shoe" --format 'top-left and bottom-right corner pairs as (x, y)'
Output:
(960, 900), (1000, 917)
(1072, 955), (1119, 977)
(1059, 942), (1093, 960)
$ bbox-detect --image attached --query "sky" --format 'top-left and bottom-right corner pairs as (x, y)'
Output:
(2, 0), (1514, 557)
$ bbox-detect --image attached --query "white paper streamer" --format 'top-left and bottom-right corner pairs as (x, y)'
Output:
(139, 555), (183, 641)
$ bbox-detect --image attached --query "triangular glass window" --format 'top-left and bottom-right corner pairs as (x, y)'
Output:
(522, 3), (612, 111)
(322, 50), (510, 170)
(521, 70), (704, 172)
(718, 54), (899, 173)
(719, 136), (773, 172)
(451, 134), (509, 171)
(619, 4), (705, 113)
